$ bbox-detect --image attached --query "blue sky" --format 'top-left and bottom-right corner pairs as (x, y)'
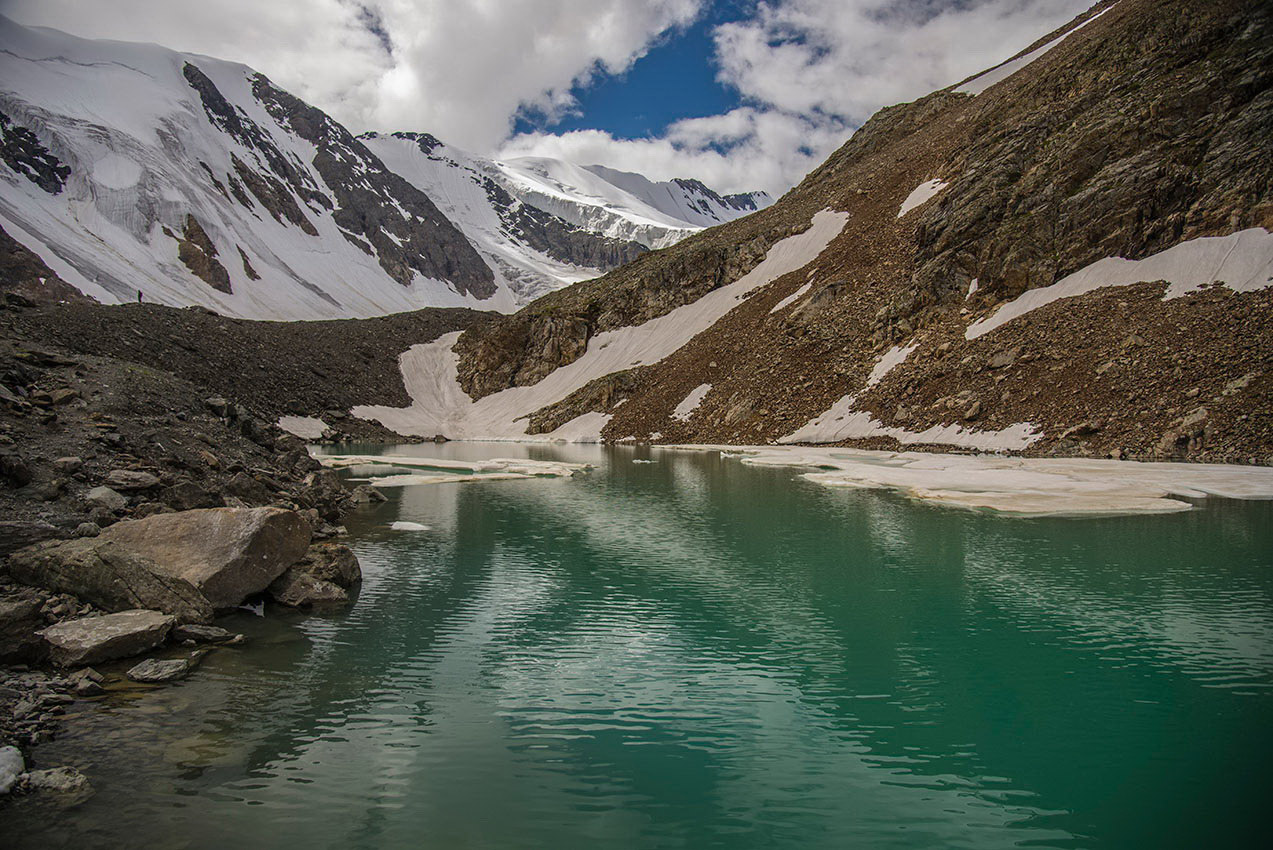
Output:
(11, 0), (1095, 194)
(516, 1), (755, 142)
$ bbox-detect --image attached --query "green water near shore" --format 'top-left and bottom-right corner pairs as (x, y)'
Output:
(7, 443), (1273, 848)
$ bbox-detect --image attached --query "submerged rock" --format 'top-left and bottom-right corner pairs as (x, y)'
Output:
(38, 609), (174, 667)
(172, 623), (239, 644)
(23, 765), (91, 794)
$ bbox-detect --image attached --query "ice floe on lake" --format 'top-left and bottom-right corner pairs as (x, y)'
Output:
(318, 454), (592, 486)
(663, 445), (1273, 516)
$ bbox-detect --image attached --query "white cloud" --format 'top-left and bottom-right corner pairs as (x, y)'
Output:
(6, 0), (703, 152)
(7, 0), (1097, 195)
(502, 0), (1097, 194)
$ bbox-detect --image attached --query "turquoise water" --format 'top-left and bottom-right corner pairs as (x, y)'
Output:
(7, 443), (1273, 849)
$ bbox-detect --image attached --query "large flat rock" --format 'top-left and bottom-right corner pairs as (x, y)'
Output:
(39, 610), (174, 667)
(97, 507), (310, 608)
(8, 539), (214, 624)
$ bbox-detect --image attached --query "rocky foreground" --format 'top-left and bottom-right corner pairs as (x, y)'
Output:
(0, 291), (471, 803)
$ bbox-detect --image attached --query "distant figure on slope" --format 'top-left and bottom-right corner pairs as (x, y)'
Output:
(137, 290), (143, 303)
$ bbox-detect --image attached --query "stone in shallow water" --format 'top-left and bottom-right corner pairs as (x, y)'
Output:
(38, 609), (174, 667)
(0, 745), (24, 794)
(126, 657), (192, 683)
(172, 623), (239, 644)
(23, 765), (91, 794)
(268, 569), (348, 607)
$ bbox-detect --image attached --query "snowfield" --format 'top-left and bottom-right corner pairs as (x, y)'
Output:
(354, 210), (850, 441)
(966, 228), (1273, 339)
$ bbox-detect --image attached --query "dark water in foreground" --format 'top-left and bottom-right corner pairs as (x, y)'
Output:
(6, 444), (1272, 849)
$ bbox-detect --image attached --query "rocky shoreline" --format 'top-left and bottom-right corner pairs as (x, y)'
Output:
(0, 292), (403, 805)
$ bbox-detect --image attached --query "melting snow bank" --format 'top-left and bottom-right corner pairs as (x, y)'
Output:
(781, 393), (1040, 452)
(967, 228), (1273, 339)
(353, 209), (850, 440)
(318, 454), (591, 486)
(668, 445), (1273, 516)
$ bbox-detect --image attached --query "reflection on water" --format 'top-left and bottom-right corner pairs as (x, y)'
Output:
(7, 444), (1272, 849)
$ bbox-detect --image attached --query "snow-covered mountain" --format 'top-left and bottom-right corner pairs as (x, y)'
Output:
(0, 17), (770, 319)
(360, 132), (771, 303)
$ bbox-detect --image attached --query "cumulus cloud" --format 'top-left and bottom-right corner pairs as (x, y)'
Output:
(503, 0), (1095, 194)
(7, 0), (1096, 194)
(6, 0), (702, 151)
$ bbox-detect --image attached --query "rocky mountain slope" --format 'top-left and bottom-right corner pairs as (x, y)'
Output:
(351, 0), (1270, 463)
(0, 17), (769, 318)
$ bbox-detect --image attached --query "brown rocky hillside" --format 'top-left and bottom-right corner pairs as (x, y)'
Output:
(452, 0), (1272, 463)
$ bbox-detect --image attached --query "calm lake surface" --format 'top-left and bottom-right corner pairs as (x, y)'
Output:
(7, 443), (1272, 849)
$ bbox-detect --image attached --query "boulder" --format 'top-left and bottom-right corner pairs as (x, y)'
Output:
(53, 456), (84, 474)
(0, 592), (46, 662)
(293, 543), (361, 588)
(38, 609), (174, 667)
(7, 538), (213, 624)
(224, 471), (272, 505)
(96, 507), (310, 608)
(160, 481), (218, 511)
(348, 484), (387, 504)
(127, 657), (192, 683)
(104, 470), (161, 491)
(84, 485), (127, 512)
(0, 746), (23, 794)
(267, 569), (348, 607)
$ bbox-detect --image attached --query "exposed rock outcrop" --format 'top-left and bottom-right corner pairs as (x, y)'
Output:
(94, 507), (310, 609)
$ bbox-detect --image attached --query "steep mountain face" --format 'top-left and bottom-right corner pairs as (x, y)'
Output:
(359, 0), (1272, 463)
(0, 18), (769, 319)
(360, 131), (771, 303)
(0, 16), (504, 319)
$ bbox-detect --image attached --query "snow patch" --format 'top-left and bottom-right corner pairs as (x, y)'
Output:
(955, 6), (1114, 96)
(966, 228), (1273, 339)
(866, 344), (918, 388)
(897, 180), (948, 218)
(672, 383), (712, 422)
(355, 209), (850, 440)
(781, 393), (1039, 452)
(769, 280), (813, 314)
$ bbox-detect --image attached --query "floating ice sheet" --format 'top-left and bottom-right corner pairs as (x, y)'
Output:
(662, 445), (1273, 517)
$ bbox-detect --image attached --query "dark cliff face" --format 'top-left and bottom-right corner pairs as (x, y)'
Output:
(181, 62), (496, 300)
(451, 0), (1273, 462)
(0, 111), (70, 195)
(247, 76), (496, 298)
